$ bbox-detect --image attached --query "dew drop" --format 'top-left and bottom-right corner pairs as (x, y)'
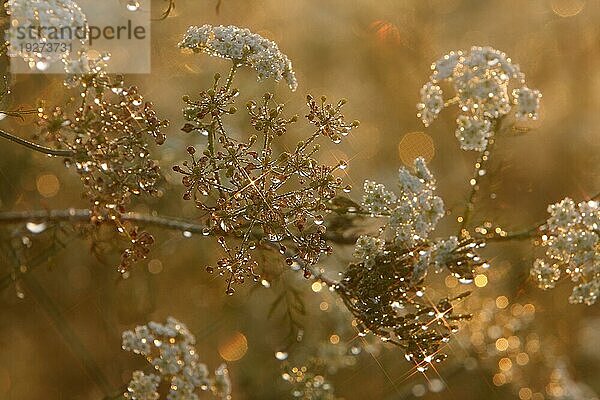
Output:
(26, 222), (47, 234)
(275, 351), (288, 360)
(182, 230), (192, 238)
(126, 0), (140, 11)
(267, 233), (284, 242)
(35, 60), (49, 71)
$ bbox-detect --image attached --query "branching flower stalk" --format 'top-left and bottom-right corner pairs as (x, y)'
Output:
(175, 25), (358, 294)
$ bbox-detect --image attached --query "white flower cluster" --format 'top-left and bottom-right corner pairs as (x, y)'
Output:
(122, 317), (232, 400)
(126, 371), (160, 400)
(532, 198), (600, 305)
(357, 158), (486, 283)
(179, 25), (298, 91)
(63, 50), (110, 87)
(5, 0), (87, 70)
(357, 157), (444, 268)
(417, 47), (542, 152)
(361, 157), (444, 248)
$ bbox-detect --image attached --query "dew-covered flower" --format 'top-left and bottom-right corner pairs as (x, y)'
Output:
(513, 86), (542, 120)
(125, 371), (160, 400)
(353, 235), (384, 267)
(344, 158), (485, 368)
(455, 115), (492, 152)
(417, 82), (444, 127)
(5, 0), (88, 69)
(417, 46), (541, 152)
(62, 50), (110, 88)
(122, 318), (231, 400)
(533, 198), (600, 305)
(174, 93), (356, 292)
(430, 51), (461, 82)
(361, 181), (397, 215)
(179, 24), (297, 90)
(360, 158), (445, 247)
(531, 258), (561, 289)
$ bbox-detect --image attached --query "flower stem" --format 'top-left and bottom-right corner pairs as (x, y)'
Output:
(457, 117), (507, 237)
(224, 62), (238, 90)
(0, 129), (75, 157)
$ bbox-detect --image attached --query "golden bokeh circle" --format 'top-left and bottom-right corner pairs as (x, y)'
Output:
(398, 132), (435, 166)
(36, 173), (60, 198)
(218, 332), (248, 362)
(551, 0), (585, 17)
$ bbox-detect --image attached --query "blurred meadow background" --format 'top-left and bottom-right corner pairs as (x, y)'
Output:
(1, 0), (599, 399)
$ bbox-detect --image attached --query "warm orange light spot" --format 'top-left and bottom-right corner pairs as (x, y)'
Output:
(496, 296), (509, 309)
(329, 334), (340, 344)
(551, 0), (585, 17)
(519, 387), (533, 400)
(474, 274), (488, 287)
(36, 173), (60, 197)
(516, 352), (530, 366)
(493, 373), (506, 386)
(445, 275), (458, 288)
(369, 20), (402, 46)
(498, 357), (513, 371)
(496, 338), (509, 351)
(398, 132), (435, 166)
(148, 259), (163, 274)
(218, 332), (248, 361)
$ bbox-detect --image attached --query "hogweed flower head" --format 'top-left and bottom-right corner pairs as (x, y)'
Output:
(417, 47), (541, 151)
(179, 24), (298, 90)
(122, 317), (232, 400)
(532, 198), (599, 305)
(36, 71), (169, 273)
(174, 86), (358, 293)
(340, 158), (486, 369)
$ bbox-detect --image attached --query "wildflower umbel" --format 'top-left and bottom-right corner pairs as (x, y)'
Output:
(417, 47), (542, 151)
(175, 30), (358, 294)
(175, 90), (357, 293)
(337, 158), (486, 370)
(36, 69), (169, 273)
(5, 0), (88, 69)
(532, 198), (600, 305)
(122, 317), (232, 400)
(179, 24), (298, 91)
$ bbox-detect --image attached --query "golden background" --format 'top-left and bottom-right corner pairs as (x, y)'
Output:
(1, 0), (599, 399)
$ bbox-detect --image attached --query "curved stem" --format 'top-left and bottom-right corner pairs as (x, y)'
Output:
(224, 62), (238, 90)
(457, 128), (498, 237)
(0, 208), (208, 233)
(0, 129), (75, 157)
